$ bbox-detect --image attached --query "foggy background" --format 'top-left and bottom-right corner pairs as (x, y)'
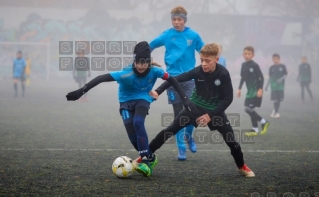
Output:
(1, 1), (319, 196)
(1, 0), (319, 147)
(0, 0), (318, 82)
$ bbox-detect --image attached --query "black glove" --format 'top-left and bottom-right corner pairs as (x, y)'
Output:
(66, 87), (85, 101)
(182, 97), (197, 112)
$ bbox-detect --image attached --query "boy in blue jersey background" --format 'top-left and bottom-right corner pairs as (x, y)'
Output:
(66, 41), (196, 177)
(149, 6), (204, 161)
(13, 51), (26, 97)
(218, 44), (226, 67)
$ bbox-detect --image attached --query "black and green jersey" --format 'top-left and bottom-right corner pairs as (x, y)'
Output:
(155, 64), (233, 117)
(238, 60), (264, 98)
(269, 64), (287, 91)
(298, 63), (311, 82)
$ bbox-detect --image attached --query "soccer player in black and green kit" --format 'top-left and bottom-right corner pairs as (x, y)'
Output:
(297, 56), (313, 103)
(144, 43), (255, 177)
(237, 46), (269, 137)
(265, 53), (287, 118)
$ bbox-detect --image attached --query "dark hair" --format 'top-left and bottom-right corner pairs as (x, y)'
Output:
(244, 46), (254, 54)
(272, 53), (280, 58)
(17, 50), (22, 54)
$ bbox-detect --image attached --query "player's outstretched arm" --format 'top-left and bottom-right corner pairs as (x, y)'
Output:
(66, 73), (115, 101)
(265, 79), (270, 91)
(237, 77), (244, 97)
(149, 31), (167, 52)
(154, 69), (195, 96)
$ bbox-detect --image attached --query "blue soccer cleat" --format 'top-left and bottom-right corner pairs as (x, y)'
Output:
(178, 147), (186, 161)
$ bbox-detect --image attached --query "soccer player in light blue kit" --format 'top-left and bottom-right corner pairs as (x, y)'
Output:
(149, 6), (204, 160)
(66, 41), (195, 177)
(218, 44), (226, 67)
(13, 51), (26, 97)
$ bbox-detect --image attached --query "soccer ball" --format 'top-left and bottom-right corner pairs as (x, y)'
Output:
(112, 156), (136, 178)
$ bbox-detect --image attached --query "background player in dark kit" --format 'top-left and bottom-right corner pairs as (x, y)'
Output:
(265, 53), (288, 118)
(66, 41), (193, 177)
(237, 46), (269, 137)
(147, 43), (255, 177)
(73, 50), (90, 102)
(297, 56), (313, 102)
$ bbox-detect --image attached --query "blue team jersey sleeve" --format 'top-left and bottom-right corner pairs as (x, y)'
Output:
(149, 30), (168, 51)
(109, 65), (133, 83)
(153, 66), (169, 80)
(195, 34), (204, 52)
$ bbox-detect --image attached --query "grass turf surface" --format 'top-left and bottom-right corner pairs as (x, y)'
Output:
(0, 78), (319, 197)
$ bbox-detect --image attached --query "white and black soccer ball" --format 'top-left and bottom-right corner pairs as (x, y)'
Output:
(112, 156), (136, 178)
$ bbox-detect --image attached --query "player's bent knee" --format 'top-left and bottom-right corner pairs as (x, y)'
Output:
(244, 107), (254, 113)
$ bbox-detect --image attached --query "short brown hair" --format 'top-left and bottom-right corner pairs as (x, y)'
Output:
(171, 6), (187, 15)
(244, 46), (254, 54)
(200, 43), (219, 57)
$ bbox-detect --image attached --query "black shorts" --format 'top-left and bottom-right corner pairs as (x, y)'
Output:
(14, 76), (26, 82)
(119, 99), (150, 124)
(271, 90), (284, 101)
(176, 104), (230, 131)
(244, 97), (262, 108)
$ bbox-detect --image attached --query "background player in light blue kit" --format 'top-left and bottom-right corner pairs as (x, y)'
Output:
(13, 51), (26, 97)
(66, 41), (195, 177)
(217, 44), (226, 67)
(149, 6), (204, 160)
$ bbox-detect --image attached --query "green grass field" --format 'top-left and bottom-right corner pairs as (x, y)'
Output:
(1, 78), (319, 197)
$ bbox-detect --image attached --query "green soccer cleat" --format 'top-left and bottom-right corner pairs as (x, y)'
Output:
(260, 121), (270, 135)
(149, 155), (158, 171)
(135, 154), (158, 171)
(135, 162), (152, 177)
(245, 130), (259, 137)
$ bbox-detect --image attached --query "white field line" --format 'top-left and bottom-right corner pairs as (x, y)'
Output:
(1, 148), (319, 153)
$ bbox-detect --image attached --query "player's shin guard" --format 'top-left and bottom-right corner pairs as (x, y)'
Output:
(149, 129), (170, 153)
(175, 129), (186, 149)
(21, 84), (25, 96)
(134, 115), (152, 157)
(230, 143), (244, 168)
(124, 123), (138, 151)
(14, 83), (17, 96)
(128, 134), (138, 151)
(274, 101), (280, 113)
(222, 129), (244, 168)
(185, 125), (197, 153)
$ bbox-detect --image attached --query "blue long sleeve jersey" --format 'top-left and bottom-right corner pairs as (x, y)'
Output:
(150, 27), (204, 76)
(13, 58), (26, 77)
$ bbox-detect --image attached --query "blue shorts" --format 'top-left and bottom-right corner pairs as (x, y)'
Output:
(119, 99), (150, 124)
(166, 80), (195, 105)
